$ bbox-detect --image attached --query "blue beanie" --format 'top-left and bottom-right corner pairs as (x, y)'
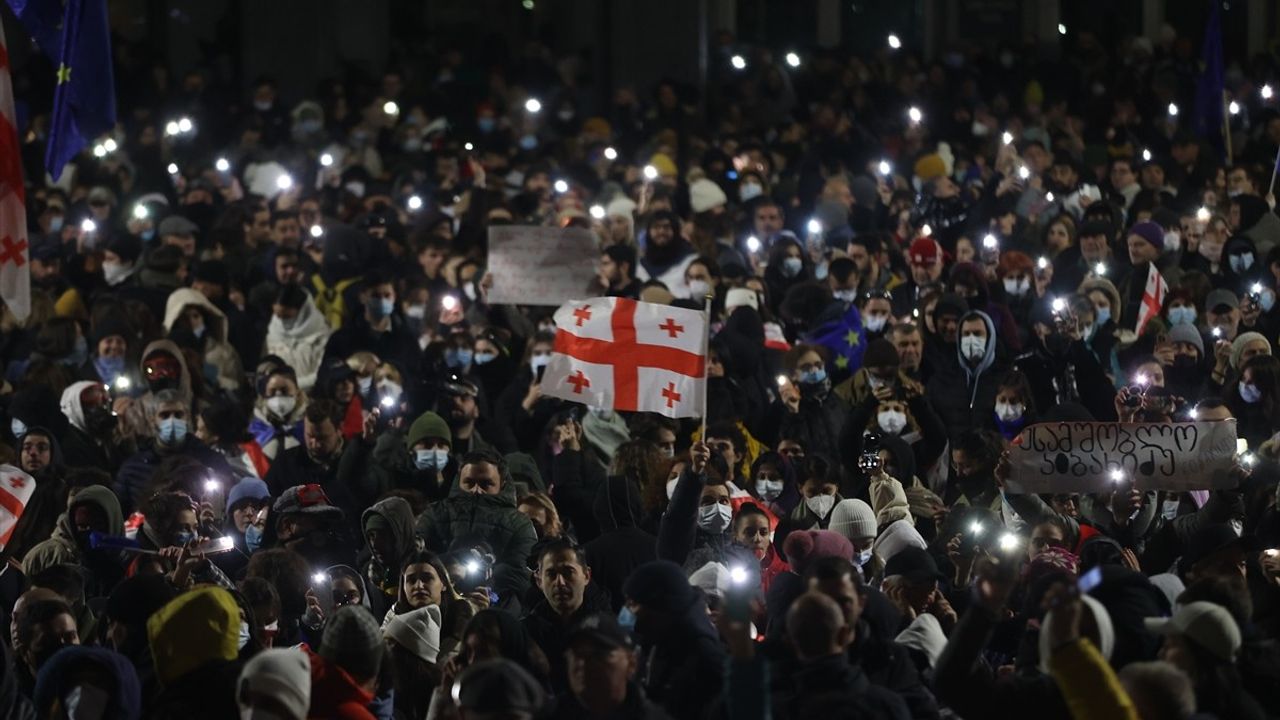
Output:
(227, 478), (271, 512)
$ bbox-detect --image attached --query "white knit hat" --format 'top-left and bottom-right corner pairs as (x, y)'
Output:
(383, 604), (443, 664)
(828, 499), (877, 543)
(872, 518), (927, 565)
(689, 178), (728, 214)
(606, 195), (637, 218)
(238, 648), (312, 720)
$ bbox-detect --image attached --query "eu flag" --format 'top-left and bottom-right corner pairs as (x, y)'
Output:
(7, 0), (116, 180)
(804, 303), (866, 385)
(1193, 0), (1225, 156)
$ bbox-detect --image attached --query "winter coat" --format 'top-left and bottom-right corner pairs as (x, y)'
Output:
(33, 646), (141, 720)
(634, 593), (727, 720)
(163, 287), (245, 392)
(360, 497), (420, 617)
(307, 649), (376, 720)
(926, 310), (1006, 442)
(657, 467), (757, 574)
(772, 651), (912, 720)
(550, 448), (606, 543)
(265, 295), (332, 390)
(114, 436), (234, 515)
(146, 588), (243, 720)
(249, 401), (306, 462)
(264, 441), (365, 528)
(521, 585), (614, 696)
(415, 474), (537, 602)
(583, 476), (658, 612)
(0, 642), (33, 720)
(776, 382), (848, 466)
(322, 315), (421, 386)
(548, 682), (674, 720)
(361, 429), (450, 503)
(23, 485), (125, 591)
(119, 339), (195, 443)
(59, 380), (129, 473)
(5, 434), (68, 564)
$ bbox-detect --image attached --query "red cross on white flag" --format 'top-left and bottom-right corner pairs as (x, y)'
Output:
(0, 465), (35, 551)
(541, 297), (708, 418)
(0, 19), (30, 323)
(1135, 263), (1166, 336)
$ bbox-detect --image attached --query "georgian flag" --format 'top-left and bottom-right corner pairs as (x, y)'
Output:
(542, 297), (708, 419)
(0, 465), (35, 550)
(1135, 263), (1167, 336)
(0, 16), (30, 323)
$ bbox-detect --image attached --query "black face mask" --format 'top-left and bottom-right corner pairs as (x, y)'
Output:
(1172, 354), (1198, 370)
(147, 376), (179, 393)
(85, 406), (117, 437)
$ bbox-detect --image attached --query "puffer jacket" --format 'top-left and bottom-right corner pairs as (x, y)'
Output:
(415, 474), (537, 601)
(23, 485), (125, 587)
(264, 295), (332, 391)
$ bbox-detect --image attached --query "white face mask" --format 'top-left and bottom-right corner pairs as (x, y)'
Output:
(960, 335), (987, 361)
(102, 260), (131, 286)
(995, 401), (1024, 422)
(864, 313), (888, 332)
(856, 548), (873, 567)
(877, 410), (908, 434)
(64, 684), (111, 720)
(687, 279), (711, 299)
(265, 396), (296, 418)
(697, 502), (733, 533)
(834, 289), (858, 303)
(755, 478), (784, 501)
(1002, 277), (1030, 296)
(805, 494), (836, 519)
(241, 709), (288, 720)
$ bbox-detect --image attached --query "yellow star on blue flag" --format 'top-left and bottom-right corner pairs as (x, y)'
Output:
(835, 355), (850, 370)
(56, 64), (71, 83)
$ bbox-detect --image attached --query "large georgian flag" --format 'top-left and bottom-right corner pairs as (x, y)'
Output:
(0, 465), (35, 550)
(1134, 263), (1167, 336)
(542, 297), (708, 419)
(0, 14), (30, 323)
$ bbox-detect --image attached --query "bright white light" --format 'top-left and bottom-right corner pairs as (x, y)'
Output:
(1094, 262), (1107, 276)
(1038, 256), (1049, 270)
(806, 218), (823, 235)
(1197, 206), (1211, 222)
(407, 195), (423, 211)
(747, 236), (761, 253)
(80, 219), (96, 233)
(463, 142), (474, 151)
(999, 533), (1020, 551)
(1252, 282), (1264, 295)
(217, 536), (234, 550)
(1051, 298), (1066, 314)
(215, 157), (230, 173)
(1057, 23), (1067, 35)
(525, 97), (542, 114)
(276, 174), (293, 191)
(878, 159), (892, 176)
(1017, 166), (1030, 180)
(969, 521), (985, 537)
(1229, 100), (1241, 115)
(1264, 85), (1274, 100)
(730, 54), (747, 70)
(204, 479), (221, 493)
(553, 179), (569, 194)
(177, 117), (193, 133)
(312, 572), (328, 586)
(1212, 326), (1223, 338)
(1142, 148), (1153, 162)
(441, 295), (459, 311)
(982, 234), (998, 249)
(1189, 407), (1199, 420)
(907, 106), (923, 124)
(380, 395), (395, 408)
(164, 121), (179, 136)
(776, 375), (788, 387)
(1046, 191), (1055, 202)
(1110, 468), (1125, 483)
(114, 376), (131, 391)
(1001, 131), (1014, 146)
(643, 165), (659, 181)
(103, 138), (117, 152)
(1167, 103), (1179, 117)
(785, 52), (800, 68)
(309, 224), (323, 239)
(888, 34), (901, 50)
(383, 100), (399, 116)
(920, 224), (932, 236)
(589, 204), (606, 220)
(92, 144), (106, 158)
(1135, 373), (1150, 386)
(604, 146), (618, 161)
(320, 152), (334, 167)
(465, 560), (481, 575)
(729, 565), (750, 584)
(132, 205), (149, 220)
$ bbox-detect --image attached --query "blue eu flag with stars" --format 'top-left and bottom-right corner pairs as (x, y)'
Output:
(7, 0), (116, 180)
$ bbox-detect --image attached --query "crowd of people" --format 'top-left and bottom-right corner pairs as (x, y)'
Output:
(3, 16), (1280, 720)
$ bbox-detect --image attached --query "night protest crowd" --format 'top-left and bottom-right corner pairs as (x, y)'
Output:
(4, 12), (1280, 720)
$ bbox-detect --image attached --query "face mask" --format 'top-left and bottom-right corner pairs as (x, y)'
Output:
(63, 683), (110, 720)
(1094, 307), (1112, 326)
(1240, 381), (1263, 404)
(173, 530), (195, 547)
(378, 380), (402, 403)
(697, 502), (733, 534)
(94, 355), (126, 381)
(1168, 306), (1196, 326)
(266, 396), (296, 418)
(1262, 289), (1278, 312)
(158, 417), (188, 445)
(834, 289), (857, 303)
(140, 228), (156, 242)
(190, 324), (206, 341)
(61, 335), (88, 367)
(960, 335), (987, 361)
(805, 494), (836, 519)
(1003, 277), (1030, 296)
(445, 348), (473, 368)
(10, 418), (25, 439)
(1164, 232), (1181, 253)
(358, 376), (373, 395)
(557, 109), (575, 122)
(49, 215), (64, 232)
(661, 445), (675, 460)
(414, 448), (450, 471)
(238, 621), (251, 651)
(477, 117), (496, 133)
(740, 183), (763, 201)
(1172, 354), (1197, 369)
(102, 260), (130, 286)
(404, 304), (427, 319)
(665, 476), (679, 500)
(371, 297), (395, 319)
(244, 524), (263, 553)
(253, 99), (273, 112)
(864, 314), (888, 332)
(473, 351), (497, 365)
(519, 134), (538, 150)
(1230, 253), (1255, 273)
(755, 478), (785, 501)
(687, 279), (710, 299)
(402, 136), (424, 153)
(617, 606), (637, 632)
(86, 406), (117, 436)
(856, 548), (873, 567)
(799, 367), (827, 385)
(530, 353), (551, 371)
(877, 410), (907, 434)
(780, 257), (803, 278)
(971, 120), (990, 137)
(995, 401), (1024, 421)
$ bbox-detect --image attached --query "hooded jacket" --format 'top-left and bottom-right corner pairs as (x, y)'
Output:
(306, 648), (376, 720)
(4, 432), (67, 563)
(926, 309), (1004, 441)
(249, 396), (307, 461)
(33, 646), (141, 720)
(265, 295), (332, 391)
(146, 587), (242, 720)
(163, 287), (245, 392)
(23, 484), (125, 581)
(119, 338), (193, 443)
(114, 433), (234, 516)
(360, 497), (418, 615)
(415, 472), (537, 601)
(583, 476), (658, 611)
(59, 380), (129, 473)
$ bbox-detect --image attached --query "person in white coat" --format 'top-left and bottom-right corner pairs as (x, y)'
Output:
(264, 284), (332, 392)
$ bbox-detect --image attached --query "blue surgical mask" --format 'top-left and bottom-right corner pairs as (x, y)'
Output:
(1229, 253), (1255, 273)
(237, 621), (251, 650)
(140, 229), (156, 242)
(371, 297), (395, 319)
(519, 134), (538, 150)
(1240, 381), (1263, 404)
(799, 367), (827, 385)
(477, 117), (496, 133)
(473, 351), (497, 365)
(158, 417), (188, 445)
(1094, 307), (1111, 327)
(173, 530), (195, 547)
(94, 355), (126, 382)
(48, 216), (64, 232)
(856, 548), (873, 567)
(414, 448), (450, 471)
(1167, 306), (1196, 326)
(445, 348), (473, 369)
(10, 418), (26, 439)
(244, 524), (263, 553)
(1262, 289), (1277, 313)
(617, 606), (637, 632)
(781, 256), (803, 278)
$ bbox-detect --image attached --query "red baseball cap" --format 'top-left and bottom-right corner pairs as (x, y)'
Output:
(909, 237), (940, 266)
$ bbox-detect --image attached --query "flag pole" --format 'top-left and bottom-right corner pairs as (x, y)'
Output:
(1223, 90), (1234, 167)
(1268, 143), (1280, 198)
(700, 293), (713, 440)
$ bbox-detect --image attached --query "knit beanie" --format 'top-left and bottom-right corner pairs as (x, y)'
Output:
(623, 561), (697, 614)
(828, 499), (877, 543)
(782, 530), (854, 575)
(872, 518), (927, 565)
(914, 154), (946, 182)
(1039, 595), (1114, 673)
(1167, 323), (1204, 357)
(238, 648), (311, 720)
(1127, 221), (1165, 251)
(405, 411), (452, 450)
(383, 605), (443, 664)
(1230, 331), (1269, 370)
(227, 478), (271, 512)
(320, 605), (385, 682)
(689, 178), (728, 213)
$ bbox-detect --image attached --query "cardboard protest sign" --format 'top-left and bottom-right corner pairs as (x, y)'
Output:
(1006, 421), (1239, 493)
(487, 225), (600, 306)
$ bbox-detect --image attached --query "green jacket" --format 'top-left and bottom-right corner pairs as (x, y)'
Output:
(415, 475), (536, 601)
(24, 485), (124, 577)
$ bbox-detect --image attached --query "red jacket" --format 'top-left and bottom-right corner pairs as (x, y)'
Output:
(307, 649), (375, 720)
